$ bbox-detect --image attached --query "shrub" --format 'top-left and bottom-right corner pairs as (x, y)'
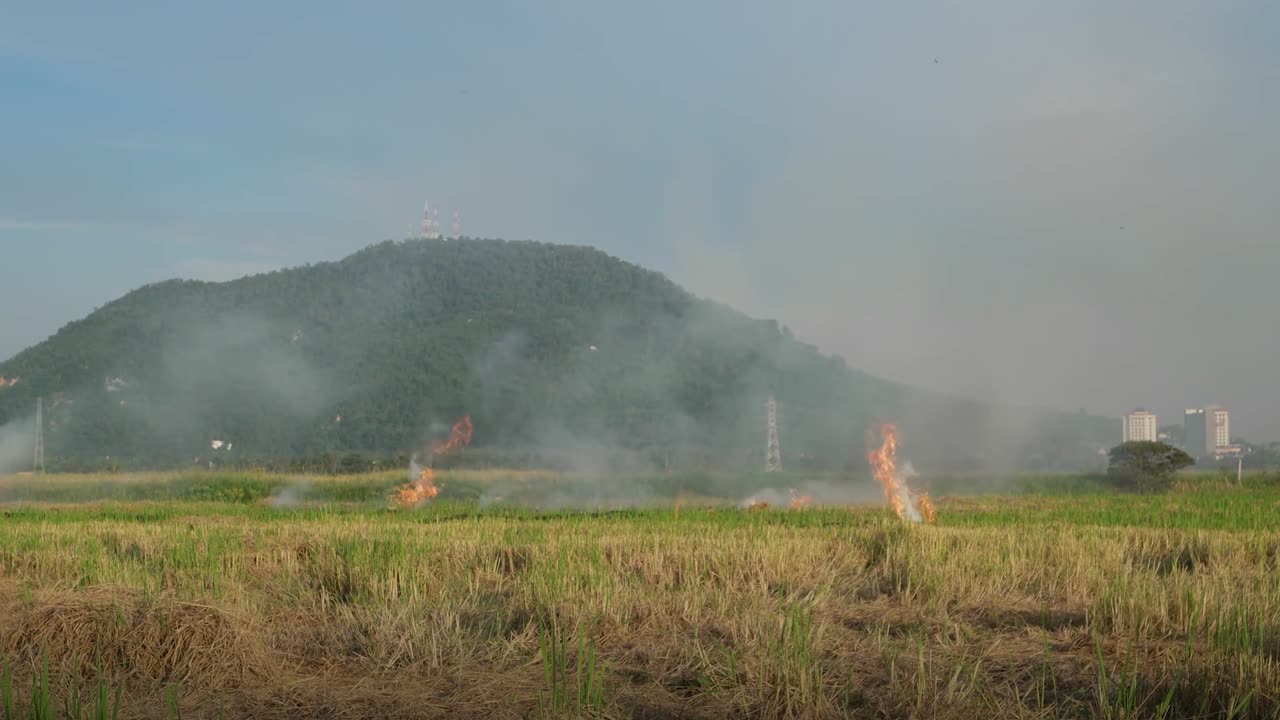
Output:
(1106, 441), (1194, 492)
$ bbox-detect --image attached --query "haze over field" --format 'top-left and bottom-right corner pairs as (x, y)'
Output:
(0, 240), (1118, 473)
(2, 3), (1278, 436)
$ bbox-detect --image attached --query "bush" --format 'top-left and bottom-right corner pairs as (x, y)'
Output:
(1106, 441), (1194, 492)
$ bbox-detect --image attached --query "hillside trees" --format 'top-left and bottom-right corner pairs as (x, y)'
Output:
(0, 239), (1117, 471)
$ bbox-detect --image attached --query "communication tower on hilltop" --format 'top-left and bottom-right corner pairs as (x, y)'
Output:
(421, 198), (441, 239)
(765, 395), (781, 472)
(452, 209), (460, 240)
(33, 397), (45, 474)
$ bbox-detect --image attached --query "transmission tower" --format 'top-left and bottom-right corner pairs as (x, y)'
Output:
(765, 394), (781, 472)
(421, 198), (441, 239)
(451, 209), (460, 240)
(33, 397), (45, 474)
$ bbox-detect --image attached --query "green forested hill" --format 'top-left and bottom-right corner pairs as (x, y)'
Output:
(0, 239), (1115, 471)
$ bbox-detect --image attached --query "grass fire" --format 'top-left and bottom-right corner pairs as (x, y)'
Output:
(391, 415), (473, 507)
(0, 468), (1277, 719)
(867, 423), (936, 524)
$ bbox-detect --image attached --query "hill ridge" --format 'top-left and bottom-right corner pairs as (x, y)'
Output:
(0, 238), (1114, 471)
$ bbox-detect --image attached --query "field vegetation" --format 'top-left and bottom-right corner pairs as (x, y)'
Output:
(0, 470), (1278, 719)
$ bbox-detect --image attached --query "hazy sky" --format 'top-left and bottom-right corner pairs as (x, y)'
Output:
(2, 2), (1278, 438)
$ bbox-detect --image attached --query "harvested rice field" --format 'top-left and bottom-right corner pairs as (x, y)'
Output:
(0, 471), (1278, 719)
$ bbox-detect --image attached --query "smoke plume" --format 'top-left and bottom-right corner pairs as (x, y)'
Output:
(0, 417), (35, 473)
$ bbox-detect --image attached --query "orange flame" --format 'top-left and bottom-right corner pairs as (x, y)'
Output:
(0, 376), (18, 389)
(393, 415), (472, 508)
(867, 423), (905, 518)
(431, 415), (473, 455)
(918, 492), (936, 524)
(788, 489), (812, 510)
(392, 466), (440, 506)
(866, 423), (934, 523)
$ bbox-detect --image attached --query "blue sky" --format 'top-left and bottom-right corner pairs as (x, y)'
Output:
(3, 2), (1279, 438)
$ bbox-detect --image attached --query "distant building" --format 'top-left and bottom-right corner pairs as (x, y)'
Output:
(1184, 409), (1207, 458)
(1209, 406), (1230, 451)
(1122, 409), (1158, 443)
(1185, 406), (1239, 460)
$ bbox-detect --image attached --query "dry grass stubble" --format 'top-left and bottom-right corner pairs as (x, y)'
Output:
(0, 506), (1277, 718)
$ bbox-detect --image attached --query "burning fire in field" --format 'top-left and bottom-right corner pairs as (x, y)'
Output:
(393, 465), (440, 507)
(917, 492), (936, 523)
(392, 415), (473, 508)
(788, 489), (812, 510)
(434, 415), (474, 455)
(866, 423), (935, 523)
(738, 488), (811, 511)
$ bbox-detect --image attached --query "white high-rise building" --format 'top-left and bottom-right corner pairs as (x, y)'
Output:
(1122, 409), (1158, 443)
(1208, 406), (1230, 451)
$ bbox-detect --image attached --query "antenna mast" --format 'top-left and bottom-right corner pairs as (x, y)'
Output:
(765, 394), (781, 472)
(452, 209), (460, 240)
(421, 198), (441, 239)
(33, 397), (45, 473)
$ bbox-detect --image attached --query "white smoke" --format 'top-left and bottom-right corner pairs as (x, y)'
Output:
(738, 487), (791, 508)
(0, 418), (35, 473)
(741, 480), (883, 509)
(898, 461), (925, 523)
(266, 482), (309, 508)
(898, 483), (922, 522)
